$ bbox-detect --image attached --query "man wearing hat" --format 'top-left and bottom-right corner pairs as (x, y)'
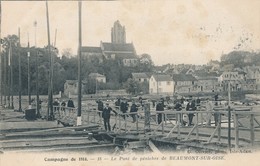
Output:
(156, 98), (164, 124)
(120, 98), (128, 119)
(96, 99), (104, 117)
(102, 103), (113, 131)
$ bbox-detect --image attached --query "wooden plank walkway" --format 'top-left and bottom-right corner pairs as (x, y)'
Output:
(1, 106), (260, 152)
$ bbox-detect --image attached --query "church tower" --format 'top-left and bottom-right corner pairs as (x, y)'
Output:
(111, 20), (126, 44)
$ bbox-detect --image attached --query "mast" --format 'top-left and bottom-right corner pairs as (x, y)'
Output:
(77, 0), (82, 126)
(18, 28), (22, 112)
(27, 33), (31, 106)
(46, 0), (53, 120)
(34, 21), (40, 117)
(7, 41), (11, 108)
(0, 0), (2, 105)
(10, 41), (13, 109)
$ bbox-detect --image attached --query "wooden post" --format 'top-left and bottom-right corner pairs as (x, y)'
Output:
(124, 113), (127, 133)
(177, 112), (180, 138)
(87, 110), (90, 124)
(93, 110), (96, 123)
(136, 112), (139, 133)
(162, 112), (164, 134)
(144, 103), (151, 132)
(99, 111), (102, 125)
(250, 113), (255, 146)
(76, 0), (83, 126)
(119, 113), (121, 133)
(228, 107), (231, 151)
(201, 110), (203, 126)
(234, 113), (239, 149)
(218, 112), (222, 142)
(196, 112), (199, 140)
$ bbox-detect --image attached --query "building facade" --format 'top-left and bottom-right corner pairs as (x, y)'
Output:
(149, 74), (174, 95)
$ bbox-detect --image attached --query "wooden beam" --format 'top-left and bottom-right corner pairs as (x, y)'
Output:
(148, 140), (161, 154)
(184, 125), (197, 141)
(165, 124), (179, 138)
(250, 114), (255, 146)
(234, 113), (239, 149)
(206, 123), (220, 143)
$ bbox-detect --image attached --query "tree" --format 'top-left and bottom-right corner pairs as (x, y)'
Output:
(137, 53), (154, 72)
(123, 78), (141, 95)
(61, 48), (73, 58)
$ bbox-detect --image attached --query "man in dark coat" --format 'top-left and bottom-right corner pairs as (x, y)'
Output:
(130, 101), (138, 123)
(156, 99), (164, 124)
(186, 100), (196, 126)
(102, 103), (113, 131)
(96, 99), (103, 117)
(120, 99), (128, 119)
(67, 98), (75, 108)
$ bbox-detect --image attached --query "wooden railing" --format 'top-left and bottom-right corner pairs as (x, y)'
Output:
(52, 104), (260, 149)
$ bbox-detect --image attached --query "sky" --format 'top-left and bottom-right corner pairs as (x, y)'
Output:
(1, 0), (260, 65)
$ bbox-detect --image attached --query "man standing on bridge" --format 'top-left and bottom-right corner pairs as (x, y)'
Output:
(96, 99), (103, 117)
(156, 98), (164, 124)
(102, 103), (112, 131)
(102, 103), (118, 131)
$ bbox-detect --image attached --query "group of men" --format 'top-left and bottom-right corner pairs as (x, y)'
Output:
(53, 98), (75, 112)
(96, 98), (141, 132)
(156, 96), (219, 127)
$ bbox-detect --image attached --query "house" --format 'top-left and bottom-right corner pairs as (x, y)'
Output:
(89, 73), (106, 83)
(193, 71), (220, 92)
(244, 66), (260, 84)
(122, 58), (139, 67)
(64, 80), (87, 96)
(149, 74), (174, 95)
(218, 71), (240, 82)
(172, 74), (197, 93)
(132, 73), (149, 83)
(242, 79), (258, 91)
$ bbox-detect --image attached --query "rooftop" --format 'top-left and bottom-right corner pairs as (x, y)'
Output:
(172, 74), (197, 82)
(152, 74), (173, 82)
(132, 73), (149, 79)
(89, 73), (105, 77)
(101, 42), (135, 52)
(81, 46), (102, 53)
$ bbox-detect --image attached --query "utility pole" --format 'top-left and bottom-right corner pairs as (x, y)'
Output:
(7, 41), (11, 108)
(18, 28), (22, 112)
(10, 41), (13, 109)
(27, 33), (31, 107)
(77, 0), (82, 126)
(34, 20), (40, 117)
(3, 38), (6, 107)
(46, 0), (53, 120)
(0, 0), (2, 106)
